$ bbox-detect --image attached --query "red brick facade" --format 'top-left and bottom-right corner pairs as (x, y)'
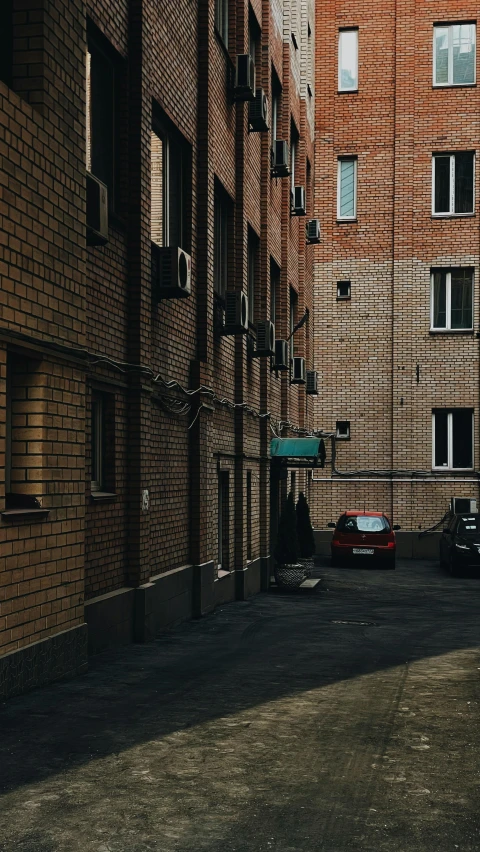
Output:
(313, 2), (480, 532)
(0, 0), (316, 696)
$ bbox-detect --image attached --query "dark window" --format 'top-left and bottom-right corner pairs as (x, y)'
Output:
(431, 269), (473, 330)
(218, 471), (230, 571)
(433, 409), (473, 469)
(271, 69), (281, 145)
(215, 0), (229, 46)
(246, 471), (252, 560)
(337, 280), (351, 300)
(0, 0), (13, 88)
(247, 228), (258, 324)
(90, 391), (116, 494)
(336, 420), (350, 439)
(151, 115), (191, 251)
(87, 27), (122, 214)
(270, 258), (280, 327)
(214, 184), (231, 299)
(433, 153), (474, 215)
(289, 287), (298, 360)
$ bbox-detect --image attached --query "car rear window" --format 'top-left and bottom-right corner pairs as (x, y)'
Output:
(338, 515), (391, 533)
(457, 515), (480, 534)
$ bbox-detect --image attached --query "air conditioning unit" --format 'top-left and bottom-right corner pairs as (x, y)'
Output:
(292, 186), (306, 216)
(291, 356), (306, 385)
(224, 291), (249, 334)
(249, 89), (269, 132)
(306, 218), (321, 244)
(253, 320), (275, 357)
(271, 140), (290, 177)
(306, 370), (318, 395)
(151, 245), (191, 299)
(234, 55), (256, 101)
(86, 171), (108, 245)
(274, 339), (289, 371)
(451, 497), (477, 514)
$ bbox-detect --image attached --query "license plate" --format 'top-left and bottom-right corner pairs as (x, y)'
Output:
(353, 548), (374, 555)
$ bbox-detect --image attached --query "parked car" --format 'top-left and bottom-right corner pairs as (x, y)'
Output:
(439, 513), (480, 575)
(328, 510), (400, 568)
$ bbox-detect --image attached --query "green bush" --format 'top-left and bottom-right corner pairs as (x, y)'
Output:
(274, 491), (300, 565)
(296, 492), (316, 558)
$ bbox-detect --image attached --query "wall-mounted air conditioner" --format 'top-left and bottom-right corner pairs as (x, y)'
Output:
(306, 219), (321, 244)
(274, 339), (289, 371)
(253, 320), (275, 357)
(306, 370), (318, 395)
(291, 356), (306, 384)
(451, 497), (477, 514)
(151, 245), (191, 299)
(249, 89), (269, 132)
(292, 186), (306, 216)
(234, 55), (256, 101)
(86, 171), (108, 246)
(224, 291), (249, 334)
(271, 140), (290, 177)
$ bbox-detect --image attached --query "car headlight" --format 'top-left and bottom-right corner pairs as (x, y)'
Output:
(455, 543), (470, 551)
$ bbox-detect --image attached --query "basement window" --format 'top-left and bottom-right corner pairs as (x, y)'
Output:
(336, 421), (350, 440)
(337, 280), (351, 300)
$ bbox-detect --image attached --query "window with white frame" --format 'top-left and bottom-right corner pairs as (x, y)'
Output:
(434, 23), (476, 87)
(432, 409), (473, 470)
(338, 29), (358, 91)
(337, 157), (357, 219)
(215, 0), (228, 46)
(432, 152), (474, 216)
(431, 269), (473, 331)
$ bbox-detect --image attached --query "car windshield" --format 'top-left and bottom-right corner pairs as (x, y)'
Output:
(457, 515), (480, 535)
(339, 515), (391, 533)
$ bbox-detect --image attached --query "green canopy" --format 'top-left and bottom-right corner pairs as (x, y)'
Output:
(270, 438), (321, 458)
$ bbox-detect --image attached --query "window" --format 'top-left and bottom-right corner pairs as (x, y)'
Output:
(86, 29), (120, 213)
(336, 421), (350, 439)
(247, 229), (258, 324)
(249, 12), (261, 67)
(338, 29), (358, 91)
(151, 116), (191, 250)
(270, 259), (280, 327)
(271, 70), (281, 144)
(290, 122), (299, 196)
(0, 1), (13, 88)
(431, 269), (473, 330)
(246, 471), (252, 560)
(337, 280), (351, 300)
(432, 153), (474, 215)
(434, 24), (476, 86)
(289, 287), (298, 360)
(218, 471), (230, 572)
(433, 409), (473, 470)
(215, 0), (228, 46)
(90, 391), (116, 495)
(337, 158), (357, 220)
(214, 183), (230, 299)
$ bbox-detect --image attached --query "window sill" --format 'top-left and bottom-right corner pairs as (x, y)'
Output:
(433, 83), (476, 90)
(338, 88), (358, 94)
(431, 469), (474, 474)
(431, 213), (475, 219)
(429, 329), (474, 335)
(1, 508), (50, 522)
(337, 218), (357, 224)
(90, 492), (117, 503)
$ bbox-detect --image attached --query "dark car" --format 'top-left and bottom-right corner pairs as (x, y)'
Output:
(328, 510), (400, 569)
(439, 513), (480, 575)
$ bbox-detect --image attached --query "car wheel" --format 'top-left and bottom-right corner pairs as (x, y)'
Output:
(331, 553), (340, 567)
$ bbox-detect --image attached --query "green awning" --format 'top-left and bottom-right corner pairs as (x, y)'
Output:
(270, 438), (321, 458)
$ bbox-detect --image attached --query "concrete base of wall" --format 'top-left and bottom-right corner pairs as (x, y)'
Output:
(85, 587), (135, 654)
(313, 530), (441, 561)
(136, 565), (194, 641)
(0, 623), (88, 700)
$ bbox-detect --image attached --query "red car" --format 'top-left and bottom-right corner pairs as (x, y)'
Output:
(328, 511), (400, 569)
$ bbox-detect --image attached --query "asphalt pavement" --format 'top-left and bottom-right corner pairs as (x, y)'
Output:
(0, 557), (479, 852)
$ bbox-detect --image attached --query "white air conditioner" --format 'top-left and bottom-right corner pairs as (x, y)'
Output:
(291, 356), (306, 385)
(306, 218), (321, 244)
(292, 186), (306, 216)
(306, 370), (318, 395)
(234, 55), (255, 101)
(86, 171), (108, 246)
(224, 291), (249, 334)
(271, 140), (290, 177)
(274, 339), (289, 371)
(152, 245), (191, 299)
(451, 497), (477, 514)
(249, 89), (269, 132)
(253, 320), (275, 357)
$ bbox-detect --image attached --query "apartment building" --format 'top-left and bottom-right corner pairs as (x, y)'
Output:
(0, 0), (317, 699)
(312, 1), (480, 531)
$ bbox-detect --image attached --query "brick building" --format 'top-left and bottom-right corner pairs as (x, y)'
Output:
(0, 0), (317, 698)
(312, 1), (480, 532)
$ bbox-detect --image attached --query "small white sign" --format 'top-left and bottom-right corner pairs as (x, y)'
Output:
(142, 489), (149, 512)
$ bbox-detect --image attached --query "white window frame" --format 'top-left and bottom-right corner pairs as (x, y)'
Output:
(337, 157), (357, 220)
(433, 24), (476, 87)
(338, 29), (358, 92)
(432, 410), (474, 471)
(430, 269), (474, 331)
(432, 153), (475, 217)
